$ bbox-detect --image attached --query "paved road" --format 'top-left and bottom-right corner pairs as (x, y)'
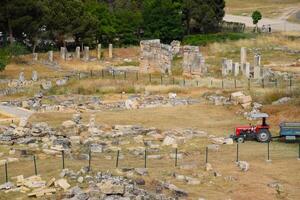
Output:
(0, 104), (33, 119)
(224, 14), (300, 32)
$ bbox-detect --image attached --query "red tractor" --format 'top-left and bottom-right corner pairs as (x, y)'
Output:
(231, 113), (272, 143)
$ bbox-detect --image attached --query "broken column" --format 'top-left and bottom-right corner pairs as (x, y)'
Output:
(253, 54), (261, 79)
(226, 59), (233, 74)
(32, 71), (38, 81)
(244, 62), (251, 78)
(233, 62), (240, 76)
(97, 44), (102, 60)
(48, 51), (53, 62)
(32, 53), (38, 61)
(183, 45), (206, 76)
(240, 47), (247, 64)
(109, 44), (113, 58)
(19, 72), (25, 83)
(75, 47), (80, 59)
(83, 46), (89, 61)
(221, 58), (228, 76)
(60, 47), (66, 60)
(254, 54), (261, 67)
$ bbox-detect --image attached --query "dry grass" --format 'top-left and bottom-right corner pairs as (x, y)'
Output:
(225, 0), (300, 18)
(29, 103), (247, 134)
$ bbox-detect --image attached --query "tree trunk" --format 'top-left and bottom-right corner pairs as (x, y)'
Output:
(8, 19), (13, 45)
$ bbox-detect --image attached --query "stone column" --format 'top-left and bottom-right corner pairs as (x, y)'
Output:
(254, 54), (261, 67)
(97, 44), (102, 60)
(48, 51), (53, 62)
(83, 46), (89, 61)
(226, 59), (233, 74)
(244, 62), (250, 78)
(19, 72), (25, 83)
(75, 47), (80, 59)
(32, 71), (38, 81)
(32, 53), (38, 61)
(60, 47), (66, 60)
(233, 62), (240, 76)
(109, 44), (113, 58)
(240, 47), (247, 65)
(221, 58), (227, 76)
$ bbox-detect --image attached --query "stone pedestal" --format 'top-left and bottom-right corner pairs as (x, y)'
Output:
(60, 47), (66, 60)
(75, 47), (80, 59)
(97, 44), (102, 60)
(83, 46), (89, 61)
(109, 44), (113, 58)
(48, 51), (53, 62)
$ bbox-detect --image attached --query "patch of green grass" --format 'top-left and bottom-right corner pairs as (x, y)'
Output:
(183, 32), (256, 46)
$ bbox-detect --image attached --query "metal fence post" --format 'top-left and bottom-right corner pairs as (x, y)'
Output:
(136, 72), (139, 81)
(124, 72), (127, 80)
(90, 70), (93, 77)
(222, 79), (224, 89)
(144, 149), (147, 168)
(183, 78), (186, 86)
(88, 149), (91, 172)
(149, 74), (152, 83)
(289, 77), (292, 89)
(275, 79), (278, 88)
(172, 77), (175, 85)
(236, 143), (239, 162)
(262, 78), (265, 88)
(248, 78), (251, 90)
(175, 148), (178, 167)
(101, 69), (104, 78)
(160, 75), (163, 85)
(33, 155), (37, 175)
(116, 150), (120, 168)
(267, 142), (270, 161)
(5, 162), (8, 183)
(234, 79), (237, 88)
(62, 150), (65, 169)
(205, 147), (208, 164)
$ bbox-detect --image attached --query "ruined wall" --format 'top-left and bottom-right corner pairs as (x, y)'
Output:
(182, 46), (206, 76)
(140, 40), (206, 76)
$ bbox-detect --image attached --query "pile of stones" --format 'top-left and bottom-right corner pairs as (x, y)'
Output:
(2, 93), (200, 112)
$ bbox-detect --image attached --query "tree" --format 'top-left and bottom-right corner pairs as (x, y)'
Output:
(143, 0), (184, 43)
(84, 0), (117, 45)
(182, 0), (225, 34)
(0, 0), (41, 45)
(252, 10), (262, 32)
(45, 0), (97, 47)
(0, 48), (9, 71)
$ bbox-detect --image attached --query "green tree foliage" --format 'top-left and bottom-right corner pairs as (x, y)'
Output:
(182, 0), (225, 34)
(252, 10), (262, 32)
(0, 0), (226, 50)
(143, 0), (184, 43)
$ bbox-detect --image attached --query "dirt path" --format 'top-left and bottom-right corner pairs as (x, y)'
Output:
(0, 104), (33, 119)
(224, 14), (300, 31)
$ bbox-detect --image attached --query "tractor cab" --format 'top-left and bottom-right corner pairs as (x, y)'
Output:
(231, 113), (272, 143)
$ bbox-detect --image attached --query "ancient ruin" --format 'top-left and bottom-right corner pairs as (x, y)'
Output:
(140, 39), (206, 76)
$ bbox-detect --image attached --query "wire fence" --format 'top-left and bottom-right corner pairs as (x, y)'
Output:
(1, 142), (299, 184)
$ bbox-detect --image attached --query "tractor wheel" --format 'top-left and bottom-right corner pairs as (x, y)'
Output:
(236, 137), (245, 143)
(257, 129), (271, 142)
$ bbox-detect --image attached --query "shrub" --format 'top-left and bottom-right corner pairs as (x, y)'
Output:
(183, 32), (256, 46)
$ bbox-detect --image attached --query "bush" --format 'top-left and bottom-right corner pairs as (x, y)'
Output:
(183, 32), (256, 46)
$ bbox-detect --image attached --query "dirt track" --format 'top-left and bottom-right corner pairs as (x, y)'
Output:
(224, 14), (300, 32)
